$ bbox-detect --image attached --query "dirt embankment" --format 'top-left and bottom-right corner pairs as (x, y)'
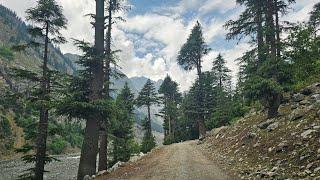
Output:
(199, 83), (320, 179)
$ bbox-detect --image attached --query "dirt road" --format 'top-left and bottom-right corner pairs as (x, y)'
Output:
(101, 141), (231, 180)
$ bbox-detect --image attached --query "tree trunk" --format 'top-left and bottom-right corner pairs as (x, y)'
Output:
(274, 0), (281, 58)
(147, 104), (152, 133)
(77, 0), (105, 179)
(98, 0), (112, 171)
(265, 0), (276, 57)
(35, 22), (49, 180)
(77, 117), (100, 180)
(267, 94), (281, 119)
(197, 59), (206, 139)
(256, 1), (265, 63)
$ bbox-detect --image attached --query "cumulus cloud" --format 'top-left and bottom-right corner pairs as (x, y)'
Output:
(1, 0), (316, 91)
(199, 0), (236, 14)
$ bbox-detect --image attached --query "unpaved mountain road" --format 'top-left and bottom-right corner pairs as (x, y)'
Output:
(99, 141), (232, 180)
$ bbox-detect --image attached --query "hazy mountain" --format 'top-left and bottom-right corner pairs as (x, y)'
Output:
(0, 4), (164, 136)
(0, 5), (77, 74)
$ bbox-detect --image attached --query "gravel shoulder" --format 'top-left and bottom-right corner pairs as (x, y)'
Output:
(100, 140), (232, 180)
(0, 153), (80, 180)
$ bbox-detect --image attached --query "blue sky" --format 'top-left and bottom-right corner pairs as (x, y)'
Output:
(1, 0), (318, 90)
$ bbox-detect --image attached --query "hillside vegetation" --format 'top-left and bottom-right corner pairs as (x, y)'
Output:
(200, 83), (320, 179)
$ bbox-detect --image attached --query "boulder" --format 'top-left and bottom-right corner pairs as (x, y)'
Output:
(307, 162), (314, 169)
(267, 122), (279, 132)
(300, 88), (313, 95)
(210, 126), (227, 137)
(289, 109), (305, 121)
(275, 141), (288, 153)
(258, 119), (275, 129)
(314, 167), (320, 173)
(311, 94), (320, 102)
(293, 93), (305, 102)
(299, 100), (311, 106)
(97, 170), (107, 176)
(301, 129), (316, 139)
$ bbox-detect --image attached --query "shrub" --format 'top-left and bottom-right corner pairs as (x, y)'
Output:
(163, 134), (175, 145)
(0, 114), (12, 138)
(140, 131), (156, 153)
(48, 136), (67, 154)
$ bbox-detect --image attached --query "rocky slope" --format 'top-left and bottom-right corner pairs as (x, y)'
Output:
(200, 83), (320, 179)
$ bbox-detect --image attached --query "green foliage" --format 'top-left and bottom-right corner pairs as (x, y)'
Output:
(158, 75), (182, 144)
(212, 54), (231, 89)
(244, 76), (282, 102)
(140, 131), (156, 153)
(136, 79), (159, 108)
(310, 2), (320, 27)
(0, 46), (14, 61)
(26, 0), (67, 44)
(48, 120), (83, 148)
(48, 136), (68, 154)
(177, 21), (210, 73)
(0, 114), (12, 138)
(111, 83), (136, 163)
(163, 134), (175, 145)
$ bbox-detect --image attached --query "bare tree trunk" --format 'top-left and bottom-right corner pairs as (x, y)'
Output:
(265, 0), (276, 57)
(35, 22), (49, 180)
(274, 0), (281, 58)
(98, 0), (112, 171)
(77, 0), (105, 179)
(197, 59), (206, 139)
(256, 1), (265, 63)
(267, 94), (281, 119)
(147, 104), (152, 134)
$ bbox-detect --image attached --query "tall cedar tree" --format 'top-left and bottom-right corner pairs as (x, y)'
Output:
(177, 21), (210, 139)
(112, 82), (135, 162)
(225, 0), (295, 118)
(77, 0), (105, 179)
(25, 0), (67, 179)
(158, 75), (181, 143)
(98, 0), (127, 170)
(136, 79), (159, 152)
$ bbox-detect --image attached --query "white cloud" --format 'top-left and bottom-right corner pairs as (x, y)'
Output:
(1, 0), (316, 91)
(199, 0), (236, 14)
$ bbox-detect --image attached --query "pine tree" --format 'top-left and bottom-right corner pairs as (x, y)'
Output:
(25, 1), (67, 179)
(225, 0), (295, 118)
(99, 0), (128, 170)
(140, 117), (156, 153)
(177, 21), (210, 139)
(310, 2), (320, 30)
(158, 75), (181, 144)
(212, 54), (231, 89)
(136, 79), (159, 152)
(112, 82), (135, 163)
(77, 0), (105, 178)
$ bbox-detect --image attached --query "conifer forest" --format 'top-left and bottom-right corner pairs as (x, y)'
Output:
(0, 0), (320, 179)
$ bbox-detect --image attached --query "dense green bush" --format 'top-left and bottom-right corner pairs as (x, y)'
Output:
(48, 136), (68, 154)
(0, 114), (12, 138)
(140, 131), (156, 153)
(0, 46), (14, 61)
(163, 134), (175, 145)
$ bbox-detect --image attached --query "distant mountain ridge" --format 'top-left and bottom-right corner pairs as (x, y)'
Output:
(0, 4), (164, 135)
(0, 4), (77, 74)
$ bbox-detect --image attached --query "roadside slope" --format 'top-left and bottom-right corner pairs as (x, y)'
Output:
(199, 83), (320, 179)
